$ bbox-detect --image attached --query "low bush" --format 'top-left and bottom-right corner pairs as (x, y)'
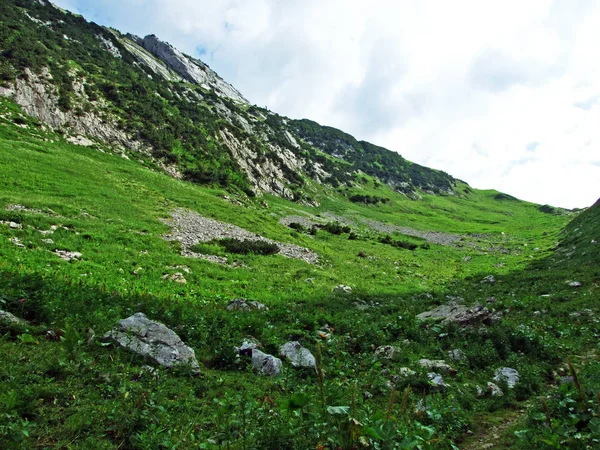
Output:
(216, 238), (279, 255)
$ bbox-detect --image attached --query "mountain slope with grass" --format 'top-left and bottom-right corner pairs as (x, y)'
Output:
(0, 0), (454, 202)
(0, 1), (599, 449)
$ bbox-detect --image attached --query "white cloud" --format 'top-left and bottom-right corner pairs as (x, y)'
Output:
(53, 0), (600, 208)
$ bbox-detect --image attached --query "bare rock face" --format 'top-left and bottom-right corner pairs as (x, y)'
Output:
(103, 313), (200, 372)
(416, 303), (494, 327)
(279, 341), (316, 369)
(129, 34), (247, 104)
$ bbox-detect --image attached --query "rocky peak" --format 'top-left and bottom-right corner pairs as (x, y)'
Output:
(127, 34), (248, 104)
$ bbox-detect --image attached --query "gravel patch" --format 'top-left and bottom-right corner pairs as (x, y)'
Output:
(164, 209), (319, 265)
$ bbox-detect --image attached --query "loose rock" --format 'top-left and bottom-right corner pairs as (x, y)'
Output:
(493, 367), (520, 388)
(419, 359), (457, 375)
(0, 310), (27, 325)
(226, 299), (267, 311)
(279, 341), (316, 369)
(428, 372), (447, 389)
(251, 350), (282, 376)
(374, 345), (401, 360)
(333, 284), (352, 295)
(448, 349), (465, 361)
(102, 313), (200, 372)
(416, 303), (494, 327)
(54, 250), (82, 261)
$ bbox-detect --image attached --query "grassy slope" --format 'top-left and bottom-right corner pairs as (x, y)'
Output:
(0, 97), (598, 449)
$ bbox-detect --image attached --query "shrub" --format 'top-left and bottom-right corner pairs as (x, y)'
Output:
(216, 238), (279, 256)
(288, 222), (305, 232)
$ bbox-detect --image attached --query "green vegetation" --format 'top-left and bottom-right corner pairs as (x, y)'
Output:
(0, 1), (599, 448)
(0, 96), (598, 448)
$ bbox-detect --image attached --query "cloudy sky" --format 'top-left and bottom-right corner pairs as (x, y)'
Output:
(54, 0), (600, 208)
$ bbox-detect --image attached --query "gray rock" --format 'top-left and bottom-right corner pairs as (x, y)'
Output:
(398, 367), (416, 377)
(448, 349), (465, 361)
(568, 281), (582, 288)
(416, 303), (494, 326)
(481, 275), (496, 284)
(236, 338), (262, 353)
(54, 250), (82, 261)
(374, 345), (401, 360)
(487, 382), (504, 397)
(226, 299), (267, 311)
(428, 372), (447, 389)
(279, 341), (316, 369)
(0, 310), (27, 325)
(333, 284), (352, 295)
(9, 221), (21, 229)
(493, 367), (520, 388)
(103, 313), (200, 372)
(251, 350), (282, 376)
(419, 359), (457, 375)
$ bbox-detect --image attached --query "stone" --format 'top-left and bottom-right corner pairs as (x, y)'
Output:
(279, 341), (316, 369)
(419, 359), (457, 375)
(10, 237), (25, 248)
(102, 313), (200, 372)
(428, 372), (447, 389)
(251, 350), (282, 376)
(333, 284), (352, 295)
(448, 349), (465, 361)
(567, 281), (582, 288)
(416, 303), (494, 327)
(374, 345), (401, 360)
(493, 367), (520, 388)
(41, 238), (54, 244)
(487, 382), (504, 397)
(226, 299), (267, 311)
(9, 221), (21, 229)
(481, 275), (496, 284)
(54, 250), (82, 261)
(0, 310), (27, 325)
(398, 367), (416, 377)
(236, 337), (262, 354)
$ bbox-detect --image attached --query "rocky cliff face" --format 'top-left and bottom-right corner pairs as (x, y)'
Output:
(0, 0), (457, 202)
(127, 34), (248, 104)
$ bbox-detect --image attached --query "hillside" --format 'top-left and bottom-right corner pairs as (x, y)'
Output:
(0, 0), (454, 203)
(0, 1), (599, 449)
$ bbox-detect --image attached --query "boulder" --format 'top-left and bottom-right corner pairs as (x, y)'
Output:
(416, 303), (494, 326)
(102, 313), (200, 372)
(493, 367), (520, 388)
(251, 350), (282, 376)
(333, 285), (352, 295)
(487, 382), (504, 397)
(0, 310), (27, 325)
(279, 341), (316, 369)
(481, 275), (496, 284)
(226, 298), (267, 311)
(374, 345), (401, 360)
(54, 250), (82, 261)
(567, 281), (582, 288)
(448, 349), (465, 361)
(419, 359), (457, 375)
(428, 372), (447, 389)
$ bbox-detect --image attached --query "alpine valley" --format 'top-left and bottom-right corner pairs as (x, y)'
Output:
(0, 1), (598, 449)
